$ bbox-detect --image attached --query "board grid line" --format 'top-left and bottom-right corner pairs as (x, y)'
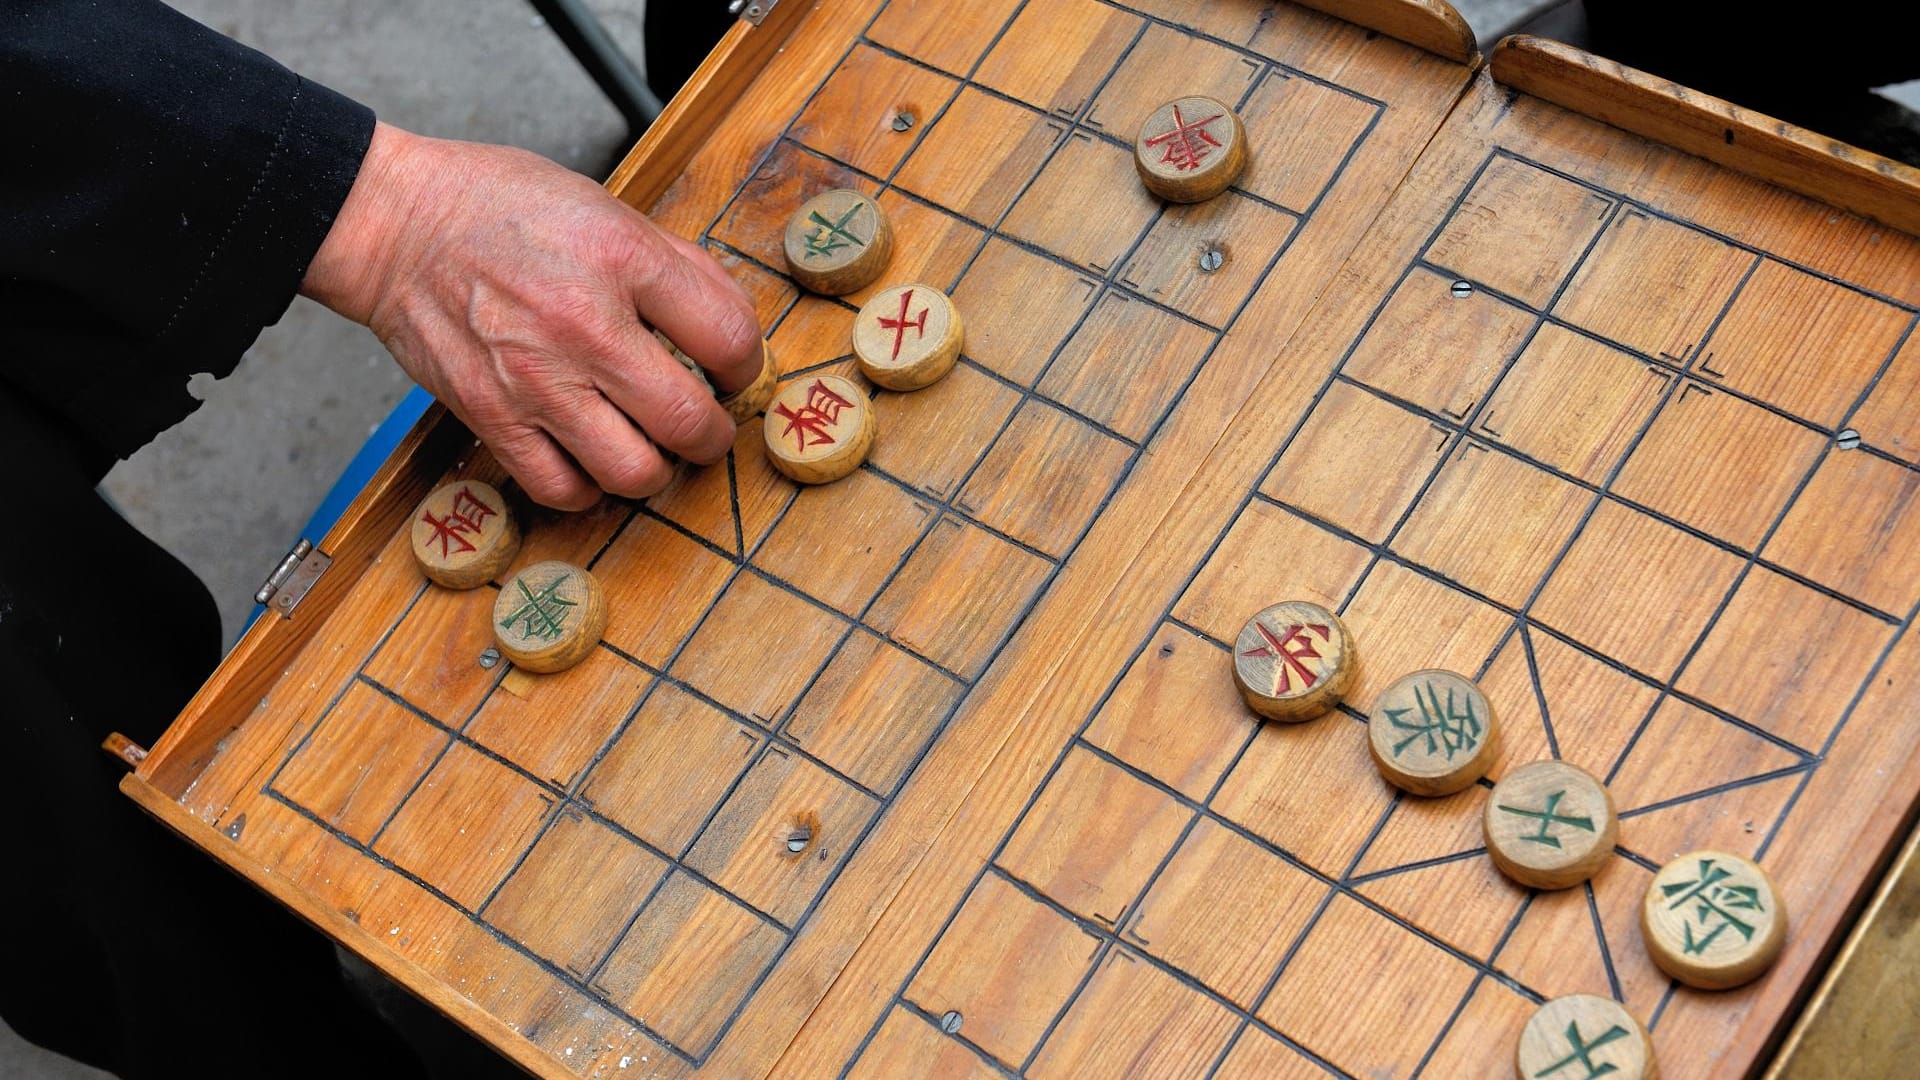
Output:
(1249, 152), (1755, 1065)
(1208, 156), (1638, 1068)
(863, 138), (1520, 1078)
(1161, 608), (1820, 810)
(829, 0), (1412, 1071)
(235, 3), (1920, 1074)
(888, 136), (1920, 1075)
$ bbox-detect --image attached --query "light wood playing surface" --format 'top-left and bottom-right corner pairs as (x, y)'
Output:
(130, 3), (1920, 1079)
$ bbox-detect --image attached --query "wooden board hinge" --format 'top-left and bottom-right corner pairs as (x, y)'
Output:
(728, 0), (778, 26)
(254, 539), (332, 619)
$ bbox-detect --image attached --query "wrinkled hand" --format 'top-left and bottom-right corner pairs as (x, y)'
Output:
(302, 121), (763, 509)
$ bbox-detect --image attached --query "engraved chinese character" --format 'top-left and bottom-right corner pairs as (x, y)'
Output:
(499, 574), (577, 641)
(1533, 1020), (1630, 1079)
(1239, 621), (1331, 695)
(1660, 857), (1764, 955)
(773, 379), (855, 453)
(802, 203), (867, 260)
(1386, 680), (1483, 761)
(1144, 104), (1226, 172)
(1496, 790), (1597, 848)
(420, 484), (498, 558)
(877, 288), (928, 361)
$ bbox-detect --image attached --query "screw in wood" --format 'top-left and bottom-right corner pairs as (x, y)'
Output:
(1450, 279), (1473, 298)
(1836, 428), (1862, 450)
(786, 827), (812, 853)
(1198, 247), (1224, 273)
(479, 646), (502, 669)
(892, 111), (916, 132)
(939, 1010), (963, 1034)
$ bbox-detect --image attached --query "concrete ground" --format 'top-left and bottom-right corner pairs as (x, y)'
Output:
(101, 0), (647, 646)
(8, 0), (1918, 1075)
(7, 2), (640, 1076)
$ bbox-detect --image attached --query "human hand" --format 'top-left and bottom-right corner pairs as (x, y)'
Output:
(301, 121), (763, 509)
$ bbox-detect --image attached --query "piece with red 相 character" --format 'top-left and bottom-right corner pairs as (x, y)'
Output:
(762, 373), (877, 485)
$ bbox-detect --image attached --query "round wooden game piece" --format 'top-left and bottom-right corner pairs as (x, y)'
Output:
(492, 560), (608, 674)
(1484, 760), (1618, 890)
(1134, 95), (1248, 204)
(1230, 601), (1355, 723)
(1641, 850), (1787, 990)
(782, 189), (893, 295)
(409, 481), (520, 590)
(852, 283), (964, 391)
(658, 332), (777, 424)
(1516, 995), (1657, 1080)
(720, 340), (781, 423)
(762, 373), (876, 485)
(1367, 669), (1499, 796)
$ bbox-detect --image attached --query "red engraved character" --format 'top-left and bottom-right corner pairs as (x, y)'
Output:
(878, 288), (928, 361)
(1240, 621), (1331, 695)
(1144, 104), (1225, 172)
(420, 485), (497, 558)
(774, 380), (855, 453)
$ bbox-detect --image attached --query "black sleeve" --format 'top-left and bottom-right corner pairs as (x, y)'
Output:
(1, 0), (375, 464)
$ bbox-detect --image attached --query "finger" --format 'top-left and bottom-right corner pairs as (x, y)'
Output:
(622, 222), (763, 395)
(597, 321), (738, 466)
(657, 228), (753, 312)
(485, 422), (600, 511)
(541, 391), (678, 500)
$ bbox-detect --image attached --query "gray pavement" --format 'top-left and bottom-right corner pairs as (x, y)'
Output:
(7, 1), (637, 1075)
(101, 0), (643, 647)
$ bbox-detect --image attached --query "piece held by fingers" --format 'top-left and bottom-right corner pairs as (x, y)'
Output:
(1135, 95), (1248, 204)
(409, 481), (520, 589)
(1516, 995), (1657, 1080)
(1368, 669), (1499, 796)
(660, 332), (779, 424)
(720, 341), (781, 422)
(1231, 601), (1354, 722)
(658, 328), (714, 391)
(854, 283), (964, 391)
(492, 560), (609, 673)
(763, 374), (876, 485)
(1642, 850), (1786, 990)
(1485, 760), (1618, 890)
(783, 189), (893, 295)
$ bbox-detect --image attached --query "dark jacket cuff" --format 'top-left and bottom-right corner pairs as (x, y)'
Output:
(158, 75), (375, 370)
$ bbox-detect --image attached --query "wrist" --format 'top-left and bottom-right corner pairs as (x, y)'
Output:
(301, 120), (431, 325)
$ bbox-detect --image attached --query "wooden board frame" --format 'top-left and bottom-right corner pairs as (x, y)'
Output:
(123, 4), (1920, 1078)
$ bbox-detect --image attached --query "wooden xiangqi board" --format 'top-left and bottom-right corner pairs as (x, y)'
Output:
(126, 2), (1920, 1078)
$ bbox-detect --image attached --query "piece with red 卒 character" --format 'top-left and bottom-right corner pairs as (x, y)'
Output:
(1231, 600), (1355, 722)
(762, 373), (876, 484)
(1134, 94), (1248, 203)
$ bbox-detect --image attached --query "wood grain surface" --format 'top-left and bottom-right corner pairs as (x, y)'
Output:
(128, 3), (1920, 1078)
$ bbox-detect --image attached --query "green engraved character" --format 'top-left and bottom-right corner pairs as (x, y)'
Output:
(1661, 857), (1763, 955)
(1387, 680), (1482, 761)
(802, 203), (866, 260)
(1534, 1020), (1629, 1079)
(499, 574), (577, 641)
(1496, 790), (1596, 849)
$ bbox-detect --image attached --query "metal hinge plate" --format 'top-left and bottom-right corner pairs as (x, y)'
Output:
(728, 0), (778, 26)
(254, 539), (332, 619)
